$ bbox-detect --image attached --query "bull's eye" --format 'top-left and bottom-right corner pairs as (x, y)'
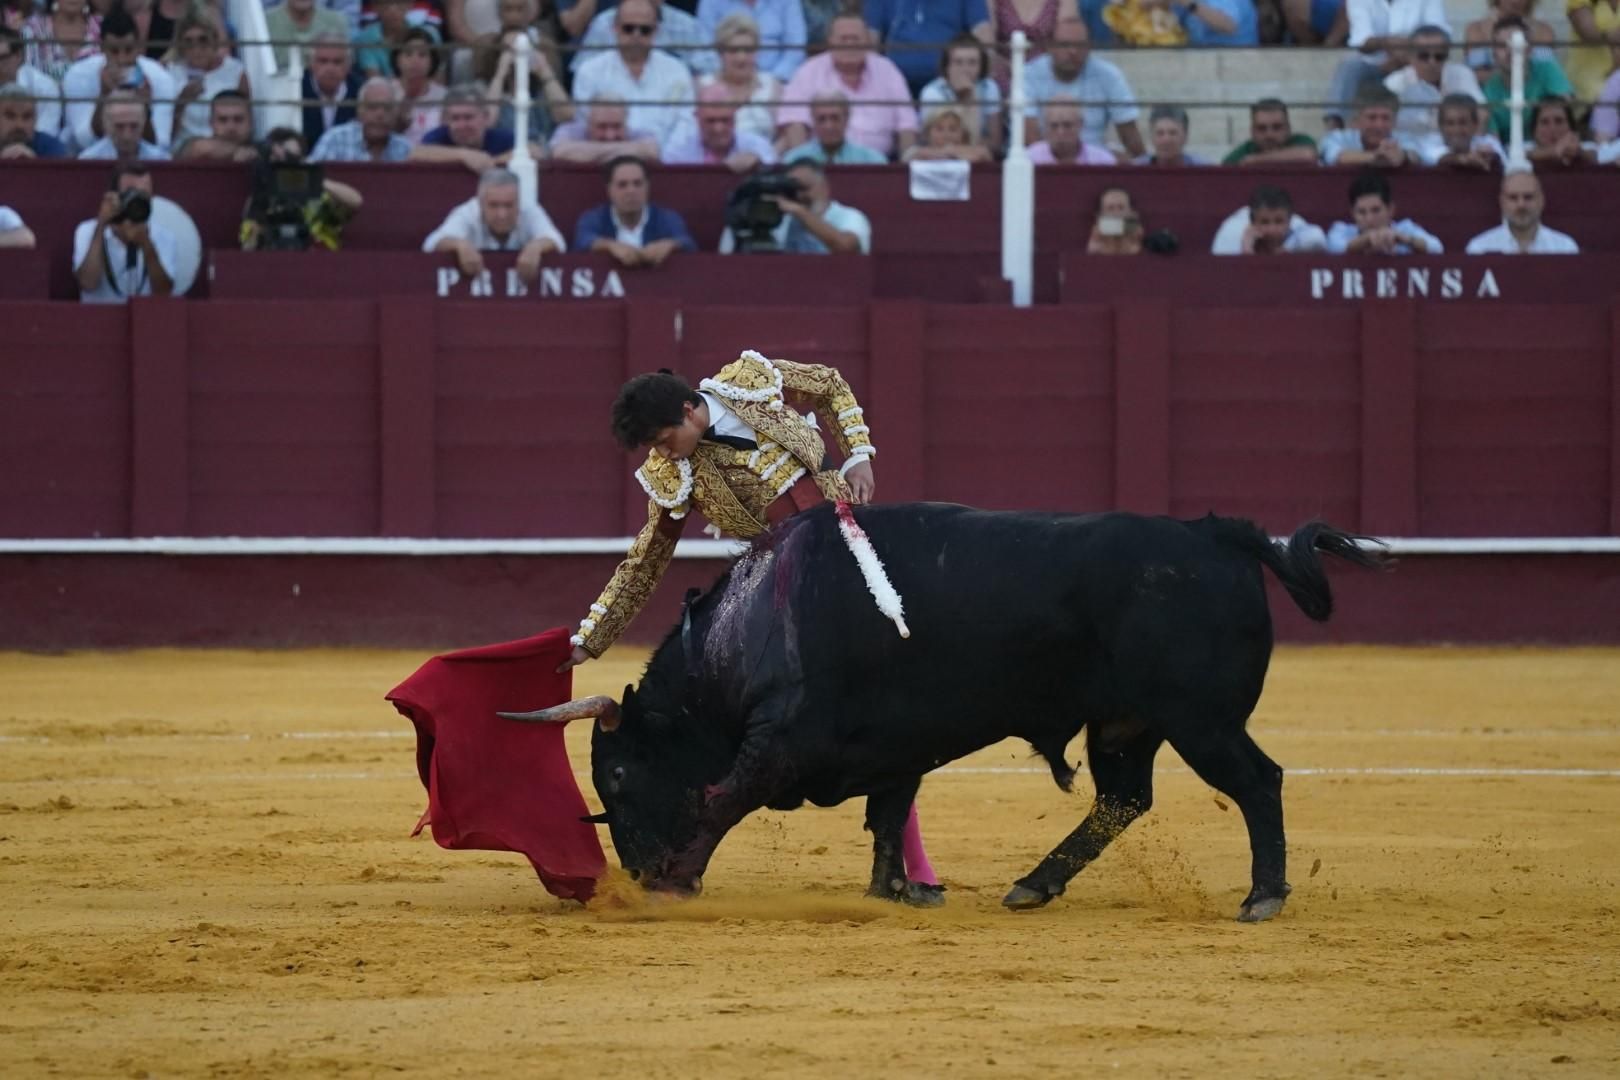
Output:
(608, 765), (626, 792)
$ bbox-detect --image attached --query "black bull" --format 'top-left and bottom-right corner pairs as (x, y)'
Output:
(503, 503), (1387, 922)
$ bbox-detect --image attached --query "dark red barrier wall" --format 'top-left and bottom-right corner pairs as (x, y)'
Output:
(6, 293), (1620, 541)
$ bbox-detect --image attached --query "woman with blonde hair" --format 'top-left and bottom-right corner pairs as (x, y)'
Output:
(918, 33), (1004, 155)
(695, 12), (782, 147)
(903, 104), (993, 162)
(164, 3), (247, 146)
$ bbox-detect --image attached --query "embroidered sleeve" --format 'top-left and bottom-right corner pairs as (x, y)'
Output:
(572, 502), (684, 657)
(770, 356), (876, 463)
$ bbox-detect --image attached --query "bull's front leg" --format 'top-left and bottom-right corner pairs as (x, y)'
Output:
(865, 780), (942, 907)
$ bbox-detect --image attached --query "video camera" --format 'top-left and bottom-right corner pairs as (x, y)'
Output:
(110, 187), (152, 226)
(725, 170), (805, 254)
(247, 150), (325, 251)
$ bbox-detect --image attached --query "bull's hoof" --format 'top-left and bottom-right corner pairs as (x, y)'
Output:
(1001, 883), (1056, 911)
(1237, 884), (1291, 923)
(903, 882), (946, 908)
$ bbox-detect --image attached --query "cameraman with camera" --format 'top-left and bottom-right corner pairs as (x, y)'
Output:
(240, 128), (365, 253)
(73, 162), (176, 304)
(718, 160), (870, 255)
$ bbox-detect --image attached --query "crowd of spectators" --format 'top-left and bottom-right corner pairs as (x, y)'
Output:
(1, 0), (1617, 291)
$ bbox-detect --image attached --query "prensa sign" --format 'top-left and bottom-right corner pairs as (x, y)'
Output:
(436, 266), (629, 299)
(1308, 266), (1502, 301)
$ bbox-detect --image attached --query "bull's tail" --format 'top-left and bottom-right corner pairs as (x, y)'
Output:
(1206, 517), (1391, 622)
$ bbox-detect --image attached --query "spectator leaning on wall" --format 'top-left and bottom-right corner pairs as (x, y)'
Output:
(1418, 93), (1504, 169)
(572, 154), (697, 267)
(1028, 95), (1117, 164)
(781, 91), (889, 165)
(1464, 169), (1579, 254)
(78, 91), (170, 159)
(1319, 84), (1421, 167)
(549, 94), (664, 163)
(1325, 171), (1443, 254)
(311, 76), (414, 161)
(1223, 99), (1319, 165)
(73, 161), (177, 303)
(423, 166), (566, 283)
(176, 89), (260, 162)
(1211, 185), (1329, 255)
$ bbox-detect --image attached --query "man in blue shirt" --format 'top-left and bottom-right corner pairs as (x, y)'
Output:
(412, 85), (524, 171)
(0, 83), (68, 159)
(1325, 171), (1443, 254)
(864, 0), (990, 94)
(573, 155), (698, 266)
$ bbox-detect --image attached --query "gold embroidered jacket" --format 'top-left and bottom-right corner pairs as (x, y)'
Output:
(571, 352), (876, 656)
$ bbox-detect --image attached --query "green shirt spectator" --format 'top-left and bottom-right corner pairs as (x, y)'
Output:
(1223, 132), (1317, 165)
(1481, 59), (1573, 142)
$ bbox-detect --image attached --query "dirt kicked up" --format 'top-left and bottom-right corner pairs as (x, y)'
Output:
(2, 646), (1618, 1078)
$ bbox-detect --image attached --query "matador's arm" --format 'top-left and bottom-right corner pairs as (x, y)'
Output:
(771, 358), (876, 469)
(571, 501), (686, 657)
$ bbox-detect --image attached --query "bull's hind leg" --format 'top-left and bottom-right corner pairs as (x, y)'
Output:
(865, 780), (942, 907)
(1003, 733), (1162, 911)
(1168, 728), (1289, 923)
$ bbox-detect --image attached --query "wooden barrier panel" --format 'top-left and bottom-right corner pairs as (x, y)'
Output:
(2, 294), (1618, 543)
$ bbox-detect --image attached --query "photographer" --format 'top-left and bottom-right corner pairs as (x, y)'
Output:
(240, 129), (365, 253)
(718, 160), (870, 255)
(73, 162), (176, 303)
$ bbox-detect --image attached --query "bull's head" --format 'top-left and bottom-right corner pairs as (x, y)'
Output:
(500, 683), (725, 895)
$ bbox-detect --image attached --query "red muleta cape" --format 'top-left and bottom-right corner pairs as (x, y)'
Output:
(386, 628), (607, 901)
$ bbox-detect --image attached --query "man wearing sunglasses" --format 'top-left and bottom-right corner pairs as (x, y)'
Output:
(572, 0), (699, 151)
(1383, 25), (1483, 139)
(571, 0), (714, 77)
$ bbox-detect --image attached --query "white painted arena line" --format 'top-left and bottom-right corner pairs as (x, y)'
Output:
(6, 765), (1620, 788)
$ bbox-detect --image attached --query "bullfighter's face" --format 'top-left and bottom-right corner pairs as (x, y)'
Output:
(647, 400), (705, 461)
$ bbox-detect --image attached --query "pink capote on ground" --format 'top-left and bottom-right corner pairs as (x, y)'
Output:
(386, 628), (607, 901)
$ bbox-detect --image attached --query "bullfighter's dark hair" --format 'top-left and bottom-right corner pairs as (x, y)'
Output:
(611, 372), (702, 450)
(1347, 171), (1391, 207)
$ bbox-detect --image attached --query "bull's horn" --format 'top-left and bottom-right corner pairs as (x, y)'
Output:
(498, 695), (621, 731)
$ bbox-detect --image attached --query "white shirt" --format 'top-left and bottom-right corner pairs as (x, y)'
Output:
(1347, 0), (1451, 49)
(1022, 55), (1139, 148)
(1210, 207), (1328, 255)
(1418, 131), (1505, 166)
(167, 57), (248, 146)
(699, 391), (756, 442)
(0, 206), (25, 233)
(78, 137), (172, 160)
(61, 54), (178, 153)
(613, 207), (649, 247)
(1385, 63), (1484, 137)
(1325, 218), (1444, 254)
(72, 217), (179, 303)
(1464, 221), (1580, 255)
(571, 49), (696, 151)
(422, 196), (567, 253)
(13, 63), (63, 143)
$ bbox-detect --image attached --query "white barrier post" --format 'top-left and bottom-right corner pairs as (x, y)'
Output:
(1001, 30), (1034, 308)
(508, 33), (539, 209)
(230, 0), (299, 136)
(1506, 29), (1528, 171)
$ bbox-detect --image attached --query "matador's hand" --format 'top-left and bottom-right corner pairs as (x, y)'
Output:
(557, 645), (592, 673)
(843, 460), (875, 504)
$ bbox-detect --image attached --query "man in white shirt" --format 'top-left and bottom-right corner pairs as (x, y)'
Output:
(422, 167), (566, 284)
(60, 6), (176, 153)
(572, 0), (713, 76)
(77, 94), (171, 160)
(73, 163), (178, 304)
(571, 0), (696, 152)
(1327, 0), (1451, 126)
(1211, 186), (1328, 255)
(719, 159), (871, 254)
(1384, 25), (1483, 139)
(1464, 170), (1579, 255)
(1020, 19), (1144, 159)
(1419, 94), (1504, 169)
(0, 27), (62, 140)
(1325, 172), (1443, 254)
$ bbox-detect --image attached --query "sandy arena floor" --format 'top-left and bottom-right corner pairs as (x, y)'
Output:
(1, 646), (1618, 1078)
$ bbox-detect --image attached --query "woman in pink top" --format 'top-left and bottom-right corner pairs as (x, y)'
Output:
(989, 0), (1078, 90)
